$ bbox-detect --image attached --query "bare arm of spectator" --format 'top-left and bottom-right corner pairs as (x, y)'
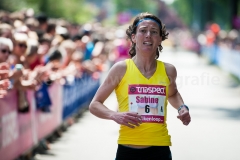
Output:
(82, 60), (97, 74)
(14, 79), (38, 91)
(8, 69), (23, 80)
(0, 79), (10, 90)
(0, 62), (9, 80)
(92, 41), (104, 57)
(0, 79), (10, 98)
(0, 63), (10, 98)
(13, 69), (38, 90)
(0, 90), (7, 98)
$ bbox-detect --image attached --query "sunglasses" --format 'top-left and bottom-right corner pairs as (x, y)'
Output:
(18, 43), (27, 48)
(1, 49), (11, 54)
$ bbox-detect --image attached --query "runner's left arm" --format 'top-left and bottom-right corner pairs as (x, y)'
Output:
(165, 63), (191, 125)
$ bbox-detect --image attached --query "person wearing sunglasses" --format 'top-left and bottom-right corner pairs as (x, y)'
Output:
(12, 32), (28, 64)
(0, 37), (23, 90)
(0, 38), (12, 93)
(0, 37), (13, 63)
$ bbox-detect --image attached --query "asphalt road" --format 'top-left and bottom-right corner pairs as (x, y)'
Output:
(35, 48), (240, 160)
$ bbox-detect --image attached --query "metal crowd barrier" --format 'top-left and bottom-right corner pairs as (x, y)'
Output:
(202, 45), (240, 79)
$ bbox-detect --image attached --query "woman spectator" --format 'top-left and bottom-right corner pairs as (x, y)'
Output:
(0, 37), (13, 63)
(0, 23), (13, 40)
(12, 32), (28, 64)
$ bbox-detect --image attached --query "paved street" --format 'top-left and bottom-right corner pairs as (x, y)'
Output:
(35, 48), (240, 160)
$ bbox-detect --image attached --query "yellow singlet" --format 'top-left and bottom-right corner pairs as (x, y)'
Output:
(115, 59), (171, 146)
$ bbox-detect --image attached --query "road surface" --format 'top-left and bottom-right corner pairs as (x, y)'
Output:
(35, 48), (240, 160)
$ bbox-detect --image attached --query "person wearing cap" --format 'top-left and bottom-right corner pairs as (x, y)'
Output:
(89, 12), (191, 160)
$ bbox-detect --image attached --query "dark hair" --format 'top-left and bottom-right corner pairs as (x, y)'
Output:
(36, 13), (48, 24)
(126, 12), (169, 59)
(46, 23), (56, 33)
(48, 49), (62, 62)
(71, 34), (83, 42)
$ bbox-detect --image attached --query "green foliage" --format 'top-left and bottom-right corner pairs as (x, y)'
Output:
(0, 0), (98, 24)
(0, 0), (39, 12)
(171, 0), (193, 26)
(39, 0), (98, 24)
(171, 0), (233, 30)
(73, 3), (99, 24)
(113, 0), (158, 15)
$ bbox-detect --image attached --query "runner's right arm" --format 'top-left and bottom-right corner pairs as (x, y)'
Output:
(89, 61), (141, 128)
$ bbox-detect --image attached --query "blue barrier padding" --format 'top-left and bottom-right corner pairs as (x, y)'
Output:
(62, 73), (100, 120)
(202, 45), (240, 79)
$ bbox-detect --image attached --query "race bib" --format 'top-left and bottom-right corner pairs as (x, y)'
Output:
(128, 84), (166, 123)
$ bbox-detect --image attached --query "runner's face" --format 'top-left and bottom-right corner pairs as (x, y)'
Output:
(132, 20), (162, 55)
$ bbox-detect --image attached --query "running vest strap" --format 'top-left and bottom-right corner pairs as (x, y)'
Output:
(115, 59), (171, 146)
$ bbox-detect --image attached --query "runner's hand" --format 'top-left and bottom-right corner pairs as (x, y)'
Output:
(111, 112), (142, 128)
(177, 108), (191, 126)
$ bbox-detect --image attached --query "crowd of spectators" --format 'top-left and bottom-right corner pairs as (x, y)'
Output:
(166, 22), (240, 55)
(195, 23), (240, 52)
(0, 8), (130, 112)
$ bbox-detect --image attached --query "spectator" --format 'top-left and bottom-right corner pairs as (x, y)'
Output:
(24, 39), (41, 70)
(12, 32), (28, 64)
(0, 23), (13, 40)
(0, 62), (10, 98)
(0, 37), (13, 63)
(59, 39), (76, 68)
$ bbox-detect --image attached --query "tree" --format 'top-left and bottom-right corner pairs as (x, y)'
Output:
(0, 0), (98, 24)
(171, 0), (234, 30)
(114, 0), (158, 15)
